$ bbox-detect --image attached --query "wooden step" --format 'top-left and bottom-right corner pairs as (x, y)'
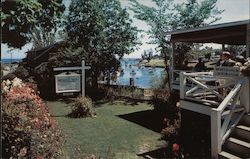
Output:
(231, 125), (250, 143)
(223, 137), (250, 158)
(240, 113), (250, 127)
(219, 151), (241, 159)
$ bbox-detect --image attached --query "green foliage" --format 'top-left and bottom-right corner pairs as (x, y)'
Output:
(65, 0), (139, 87)
(69, 96), (96, 118)
(172, 0), (223, 29)
(141, 49), (154, 61)
(12, 66), (30, 80)
(2, 0), (65, 48)
(205, 52), (212, 59)
(225, 45), (246, 57)
(2, 73), (17, 81)
(130, 0), (223, 70)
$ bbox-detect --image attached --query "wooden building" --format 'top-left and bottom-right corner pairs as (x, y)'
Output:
(167, 20), (250, 158)
(24, 41), (65, 70)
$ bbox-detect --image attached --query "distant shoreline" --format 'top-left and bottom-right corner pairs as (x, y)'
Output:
(1, 58), (22, 64)
(138, 58), (165, 68)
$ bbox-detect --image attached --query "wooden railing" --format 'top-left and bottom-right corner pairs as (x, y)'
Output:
(171, 69), (198, 90)
(179, 72), (246, 159)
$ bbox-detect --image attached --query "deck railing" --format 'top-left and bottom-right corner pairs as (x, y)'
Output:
(179, 71), (246, 159)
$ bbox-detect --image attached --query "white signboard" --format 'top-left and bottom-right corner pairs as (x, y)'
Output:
(55, 72), (81, 93)
(214, 66), (240, 77)
(54, 60), (91, 96)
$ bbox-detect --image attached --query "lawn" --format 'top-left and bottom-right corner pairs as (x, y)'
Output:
(47, 100), (166, 159)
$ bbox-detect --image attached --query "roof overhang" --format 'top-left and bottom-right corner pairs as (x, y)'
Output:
(167, 20), (250, 45)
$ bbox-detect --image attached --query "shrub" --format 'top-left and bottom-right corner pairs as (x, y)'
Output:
(69, 96), (96, 118)
(12, 65), (30, 81)
(2, 73), (17, 81)
(2, 78), (63, 158)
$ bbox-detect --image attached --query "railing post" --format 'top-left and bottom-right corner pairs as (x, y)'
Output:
(211, 108), (221, 159)
(240, 77), (250, 113)
(180, 72), (186, 99)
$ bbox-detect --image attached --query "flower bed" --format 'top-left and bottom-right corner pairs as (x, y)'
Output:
(2, 78), (63, 158)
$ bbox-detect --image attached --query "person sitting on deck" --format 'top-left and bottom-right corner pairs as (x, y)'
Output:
(194, 57), (207, 72)
(216, 51), (235, 66)
(235, 55), (245, 67)
(215, 51), (236, 97)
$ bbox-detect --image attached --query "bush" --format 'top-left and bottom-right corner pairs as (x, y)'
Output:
(69, 96), (96, 118)
(2, 73), (17, 81)
(2, 78), (63, 158)
(12, 65), (30, 81)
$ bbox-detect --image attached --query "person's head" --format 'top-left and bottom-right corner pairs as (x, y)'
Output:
(221, 51), (231, 61)
(184, 59), (188, 65)
(198, 57), (203, 63)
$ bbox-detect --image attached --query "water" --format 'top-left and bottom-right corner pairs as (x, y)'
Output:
(113, 58), (166, 89)
(1, 58), (22, 64)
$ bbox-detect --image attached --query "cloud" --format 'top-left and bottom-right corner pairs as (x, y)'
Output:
(1, 43), (32, 59)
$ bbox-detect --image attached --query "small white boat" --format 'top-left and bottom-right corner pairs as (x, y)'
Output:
(130, 69), (136, 75)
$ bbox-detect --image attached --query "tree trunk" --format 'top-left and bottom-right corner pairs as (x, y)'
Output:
(91, 74), (98, 89)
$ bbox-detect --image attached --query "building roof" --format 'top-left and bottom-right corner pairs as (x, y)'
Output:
(167, 20), (250, 45)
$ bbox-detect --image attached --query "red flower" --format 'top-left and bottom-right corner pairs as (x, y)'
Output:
(172, 143), (180, 155)
(34, 120), (41, 129)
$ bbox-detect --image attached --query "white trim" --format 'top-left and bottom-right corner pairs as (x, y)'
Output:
(54, 66), (90, 71)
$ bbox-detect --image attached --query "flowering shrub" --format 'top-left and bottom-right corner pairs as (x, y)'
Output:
(2, 78), (63, 158)
(2, 77), (24, 93)
(68, 96), (96, 118)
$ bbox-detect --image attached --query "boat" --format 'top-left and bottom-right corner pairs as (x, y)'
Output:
(130, 69), (136, 76)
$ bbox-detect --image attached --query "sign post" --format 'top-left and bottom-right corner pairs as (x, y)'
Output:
(53, 60), (91, 96)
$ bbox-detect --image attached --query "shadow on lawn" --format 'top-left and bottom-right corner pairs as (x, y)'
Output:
(137, 147), (173, 159)
(117, 109), (165, 133)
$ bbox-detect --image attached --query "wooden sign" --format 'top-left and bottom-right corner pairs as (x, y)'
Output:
(55, 72), (81, 93)
(214, 66), (240, 77)
(54, 60), (91, 96)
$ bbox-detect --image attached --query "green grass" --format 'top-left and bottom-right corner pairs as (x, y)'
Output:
(47, 100), (166, 159)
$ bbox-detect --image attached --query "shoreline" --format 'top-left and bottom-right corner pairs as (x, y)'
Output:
(138, 58), (165, 68)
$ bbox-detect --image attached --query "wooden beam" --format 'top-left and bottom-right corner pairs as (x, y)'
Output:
(222, 44), (225, 51)
(170, 42), (175, 90)
(172, 31), (245, 44)
(246, 23), (250, 57)
(167, 20), (249, 35)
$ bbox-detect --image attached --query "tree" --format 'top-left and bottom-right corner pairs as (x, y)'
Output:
(130, 0), (223, 78)
(66, 0), (138, 88)
(225, 45), (246, 57)
(1, 0), (65, 48)
(141, 49), (154, 61)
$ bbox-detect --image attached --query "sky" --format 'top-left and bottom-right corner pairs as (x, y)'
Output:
(1, 0), (250, 59)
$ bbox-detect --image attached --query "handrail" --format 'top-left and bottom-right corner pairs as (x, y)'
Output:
(216, 80), (244, 112)
(179, 71), (246, 159)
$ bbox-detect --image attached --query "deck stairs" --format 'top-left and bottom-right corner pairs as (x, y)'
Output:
(219, 113), (250, 159)
(178, 71), (250, 158)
